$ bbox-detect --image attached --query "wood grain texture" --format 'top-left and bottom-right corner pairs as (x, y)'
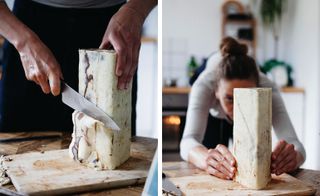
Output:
(163, 162), (317, 196)
(0, 132), (156, 196)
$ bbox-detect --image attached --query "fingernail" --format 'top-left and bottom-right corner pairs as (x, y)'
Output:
(125, 83), (129, 89)
(116, 70), (123, 76)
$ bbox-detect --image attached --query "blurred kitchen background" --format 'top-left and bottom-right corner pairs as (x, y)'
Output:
(163, 0), (320, 170)
(0, 1), (158, 138)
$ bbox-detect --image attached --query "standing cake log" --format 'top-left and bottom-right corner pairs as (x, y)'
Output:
(69, 49), (131, 170)
(233, 88), (272, 189)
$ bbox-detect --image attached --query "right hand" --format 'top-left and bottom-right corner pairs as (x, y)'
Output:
(17, 33), (63, 96)
(205, 144), (236, 180)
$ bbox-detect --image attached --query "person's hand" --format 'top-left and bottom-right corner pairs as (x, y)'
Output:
(271, 140), (299, 175)
(99, 5), (144, 90)
(205, 144), (236, 180)
(17, 33), (63, 96)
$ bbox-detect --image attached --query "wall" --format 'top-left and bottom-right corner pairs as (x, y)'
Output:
(163, 0), (224, 86)
(278, 0), (320, 170)
(262, 0), (320, 170)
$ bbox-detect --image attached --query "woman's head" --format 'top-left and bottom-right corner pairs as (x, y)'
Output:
(214, 37), (259, 120)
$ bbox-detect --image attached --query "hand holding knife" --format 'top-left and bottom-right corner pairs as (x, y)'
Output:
(61, 81), (120, 131)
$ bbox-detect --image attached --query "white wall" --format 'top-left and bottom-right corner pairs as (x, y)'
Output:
(163, 0), (224, 86)
(261, 0), (320, 170)
(278, 0), (320, 170)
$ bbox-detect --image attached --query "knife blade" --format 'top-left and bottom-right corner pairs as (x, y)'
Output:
(61, 82), (120, 131)
(162, 173), (182, 196)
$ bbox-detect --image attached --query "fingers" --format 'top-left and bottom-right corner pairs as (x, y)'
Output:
(206, 145), (237, 180)
(107, 31), (127, 89)
(18, 37), (63, 96)
(215, 144), (236, 166)
(48, 72), (61, 96)
(271, 141), (298, 175)
(100, 8), (143, 90)
(207, 159), (235, 180)
(99, 37), (112, 50)
(207, 166), (230, 180)
(124, 40), (140, 89)
(275, 151), (297, 175)
(208, 150), (235, 174)
(24, 65), (50, 94)
(277, 153), (298, 175)
(37, 73), (50, 94)
(119, 33), (133, 90)
(272, 140), (287, 160)
(274, 143), (294, 166)
(23, 61), (62, 96)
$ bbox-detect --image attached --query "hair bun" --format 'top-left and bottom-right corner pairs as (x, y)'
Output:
(220, 37), (248, 57)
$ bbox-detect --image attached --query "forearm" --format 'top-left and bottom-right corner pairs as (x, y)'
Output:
(0, 2), (36, 51)
(188, 145), (208, 170)
(125, 0), (157, 20)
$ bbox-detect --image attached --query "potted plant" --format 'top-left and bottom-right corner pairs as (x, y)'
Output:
(259, 0), (293, 87)
(260, 0), (287, 59)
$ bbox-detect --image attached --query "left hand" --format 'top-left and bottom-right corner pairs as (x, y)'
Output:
(99, 5), (144, 90)
(271, 140), (298, 175)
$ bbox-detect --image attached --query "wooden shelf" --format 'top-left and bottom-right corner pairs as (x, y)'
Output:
(163, 87), (191, 94)
(281, 87), (305, 93)
(141, 36), (157, 43)
(238, 39), (254, 45)
(221, 1), (257, 58)
(163, 87), (305, 94)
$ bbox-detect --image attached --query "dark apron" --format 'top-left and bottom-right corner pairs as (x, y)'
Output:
(0, 0), (137, 134)
(202, 115), (233, 148)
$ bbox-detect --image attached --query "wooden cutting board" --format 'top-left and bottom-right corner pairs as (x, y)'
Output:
(167, 173), (316, 195)
(3, 137), (156, 196)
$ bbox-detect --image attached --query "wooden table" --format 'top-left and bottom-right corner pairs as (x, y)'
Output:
(163, 161), (320, 196)
(0, 131), (157, 196)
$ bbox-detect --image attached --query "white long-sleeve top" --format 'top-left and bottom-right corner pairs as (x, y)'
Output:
(180, 53), (306, 163)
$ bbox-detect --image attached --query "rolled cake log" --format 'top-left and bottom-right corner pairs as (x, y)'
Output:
(69, 49), (132, 170)
(233, 88), (272, 189)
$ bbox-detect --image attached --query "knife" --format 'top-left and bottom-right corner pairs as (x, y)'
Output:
(162, 173), (182, 196)
(61, 82), (120, 131)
